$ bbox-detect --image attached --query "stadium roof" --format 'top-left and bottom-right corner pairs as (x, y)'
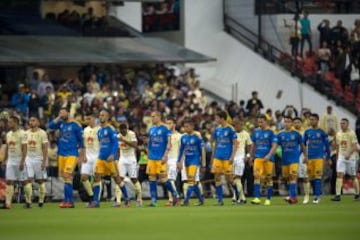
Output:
(0, 36), (215, 66)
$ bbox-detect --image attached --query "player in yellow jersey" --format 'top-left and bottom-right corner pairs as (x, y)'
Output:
(3, 116), (27, 209)
(81, 112), (100, 206)
(331, 118), (359, 201)
(23, 116), (48, 208)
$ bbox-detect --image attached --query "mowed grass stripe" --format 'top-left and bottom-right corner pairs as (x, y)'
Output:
(1, 195), (359, 240)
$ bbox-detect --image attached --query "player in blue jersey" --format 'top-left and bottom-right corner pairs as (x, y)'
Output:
(147, 111), (179, 207)
(250, 114), (277, 206)
(211, 110), (237, 206)
(303, 113), (330, 204)
(177, 118), (206, 206)
(88, 109), (123, 208)
(272, 116), (306, 204)
(48, 107), (84, 208)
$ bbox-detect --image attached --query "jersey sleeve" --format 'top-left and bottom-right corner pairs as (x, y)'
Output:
(322, 130), (331, 159)
(177, 136), (185, 163)
(272, 132), (279, 145)
(245, 132), (253, 145)
(111, 128), (119, 156)
(42, 130), (49, 144)
(75, 123), (84, 149)
(48, 119), (62, 130)
(130, 131), (137, 143)
(303, 130), (308, 145)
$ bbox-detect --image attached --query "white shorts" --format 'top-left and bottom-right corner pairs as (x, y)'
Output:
(167, 158), (178, 180)
(6, 164), (26, 181)
(181, 166), (200, 182)
(81, 160), (96, 176)
(337, 157), (357, 176)
(25, 161), (47, 180)
(298, 155), (308, 178)
(118, 161), (138, 178)
(233, 156), (245, 176)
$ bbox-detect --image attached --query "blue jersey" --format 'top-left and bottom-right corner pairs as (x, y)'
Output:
(98, 125), (118, 161)
(212, 125), (237, 160)
(303, 128), (330, 160)
(178, 133), (204, 167)
(48, 120), (84, 157)
(276, 130), (302, 165)
(148, 124), (171, 160)
(251, 128), (277, 161)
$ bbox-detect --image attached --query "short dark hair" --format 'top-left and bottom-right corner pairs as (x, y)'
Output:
(283, 115), (293, 121)
(257, 114), (267, 120)
(166, 116), (176, 123)
(310, 113), (319, 120)
(60, 106), (70, 112)
(341, 118), (349, 123)
(183, 117), (194, 125)
(9, 116), (20, 125)
(119, 123), (128, 129)
(293, 117), (302, 122)
(216, 110), (227, 120)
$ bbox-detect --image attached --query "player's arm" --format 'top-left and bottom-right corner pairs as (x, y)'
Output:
(177, 137), (185, 171)
(41, 132), (49, 170)
(20, 142), (27, 171)
(161, 135), (171, 163)
(76, 125), (85, 163)
(265, 134), (278, 161)
(346, 133), (358, 160)
(3, 137), (8, 167)
(229, 137), (238, 164)
(323, 132), (331, 161)
(48, 115), (62, 130)
(109, 129), (119, 161)
(119, 134), (138, 149)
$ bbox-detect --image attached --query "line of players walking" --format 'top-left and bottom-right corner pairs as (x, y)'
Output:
(2, 107), (359, 209)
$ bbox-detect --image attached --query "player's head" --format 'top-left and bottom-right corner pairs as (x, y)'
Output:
(309, 113), (319, 128)
(293, 117), (302, 130)
(29, 116), (39, 129)
(85, 112), (96, 127)
(232, 118), (244, 132)
(59, 107), (70, 121)
(183, 117), (194, 134)
(119, 123), (128, 136)
(99, 109), (110, 124)
(8, 116), (20, 130)
(215, 110), (227, 125)
(166, 116), (176, 131)
(151, 111), (162, 125)
(340, 118), (349, 131)
(257, 114), (268, 129)
(283, 116), (293, 130)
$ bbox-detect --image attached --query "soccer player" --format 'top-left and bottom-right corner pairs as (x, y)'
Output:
(115, 123), (142, 207)
(165, 116), (181, 206)
(89, 109), (122, 208)
(147, 111), (179, 207)
(48, 107), (85, 208)
(293, 117), (311, 204)
(273, 116), (306, 204)
(250, 114), (277, 206)
(23, 116), (48, 208)
(81, 112), (100, 206)
(232, 118), (253, 204)
(331, 118), (359, 201)
(177, 118), (206, 206)
(3, 116), (27, 209)
(211, 110), (237, 206)
(303, 113), (330, 204)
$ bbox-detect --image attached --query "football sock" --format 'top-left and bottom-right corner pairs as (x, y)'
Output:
(5, 184), (14, 206)
(254, 183), (261, 198)
(134, 181), (142, 201)
(183, 182), (189, 198)
(82, 179), (93, 197)
(216, 184), (223, 203)
(24, 182), (32, 204)
(115, 185), (121, 204)
(336, 178), (343, 196)
(353, 178), (359, 195)
(197, 182), (204, 198)
(314, 179), (321, 198)
(185, 185), (194, 202)
(149, 181), (157, 203)
(92, 182), (101, 204)
(232, 183), (239, 200)
(64, 182), (73, 203)
(165, 180), (178, 198)
(121, 185), (129, 201)
(193, 184), (203, 201)
(38, 182), (46, 203)
(303, 181), (310, 197)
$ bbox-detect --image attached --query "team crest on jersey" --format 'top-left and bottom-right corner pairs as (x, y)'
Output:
(224, 131), (228, 136)
(104, 129), (108, 135)
(281, 136), (285, 140)
(264, 133), (268, 138)
(291, 134), (295, 140)
(316, 133), (321, 137)
(158, 129), (162, 135)
(190, 138), (195, 144)
(68, 126), (72, 131)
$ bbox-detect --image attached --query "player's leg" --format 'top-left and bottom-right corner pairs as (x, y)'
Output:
(159, 162), (179, 206)
(331, 158), (345, 201)
(119, 162), (130, 207)
(80, 161), (94, 204)
(251, 158), (264, 204)
(282, 165), (290, 202)
(312, 159), (323, 203)
(4, 164), (17, 209)
(146, 160), (159, 206)
(182, 166), (200, 206)
(89, 160), (104, 207)
(181, 165), (189, 199)
(298, 162), (310, 204)
(165, 161), (177, 206)
(348, 161), (359, 200)
(23, 162), (34, 208)
(224, 160), (237, 205)
(34, 162), (48, 208)
(264, 161), (274, 206)
(129, 161), (142, 207)
(212, 159), (224, 205)
(288, 163), (299, 204)
(61, 156), (77, 208)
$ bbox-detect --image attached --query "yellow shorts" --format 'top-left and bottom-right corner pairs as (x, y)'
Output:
(146, 160), (167, 176)
(307, 159), (323, 179)
(186, 165), (198, 183)
(211, 159), (232, 175)
(58, 156), (77, 176)
(253, 158), (274, 178)
(282, 163), (299, 178)
(95, 159), (119, 176)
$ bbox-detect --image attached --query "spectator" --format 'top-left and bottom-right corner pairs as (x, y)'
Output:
(37, 74), (54, 98)
(320, 105), (338, 134)
(335, 46), (352, 90)
(246, 91), (264, 113)
(11, 83), (30, 118)
(355, 112), (360, 142)
(29, 71), (40, 92)
(282, 105), (298, 117)
(300, 11), (313, 57)
(284, 14), (302, 57)
(330, 20), (349, 47)
(317, 19), (332, 48)
(87, 73), (100, 94)
(317, 41), (331, 76)
(350, 62), (359, 97)
(274, 110), (284, 132)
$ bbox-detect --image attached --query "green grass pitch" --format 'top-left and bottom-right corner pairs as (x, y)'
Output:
(1, 196), (359, 240)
